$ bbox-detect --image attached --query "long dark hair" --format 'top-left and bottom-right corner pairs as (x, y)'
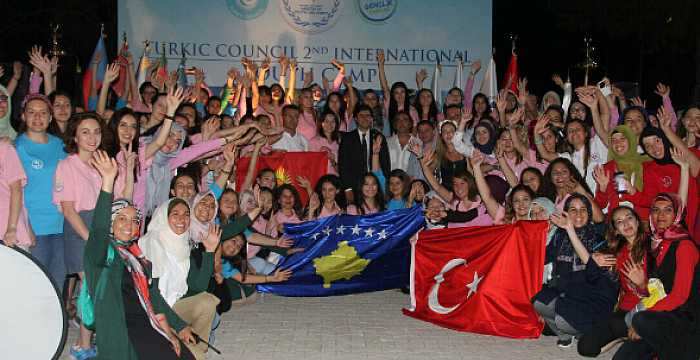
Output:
(443, 87), (464, 114)
(386, 169), (410, 201)
(605, 206), (647, 263)
(519, 167), (546, 196)
(471, 92), (491, 123)
(323, 92), (347, 125)
(453, 169), (479, 202)
(104, 108), (140, 158)
(563, 118), (592, 177)
(312, 174), (347, 218)
(353, 172), (386, 214)
(270, 83), (286, 106)
(542, 157), (593, 201)
(274, 183), (303, 218)
(317, 111), (340, 143)
(413, 88), (439, 121)
(47, 90), (74, 137)
(388, 82), (411, 132)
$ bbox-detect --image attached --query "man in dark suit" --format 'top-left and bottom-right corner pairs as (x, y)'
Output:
(338, 104), (391, 201)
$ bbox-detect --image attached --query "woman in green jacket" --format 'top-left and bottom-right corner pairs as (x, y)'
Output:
(85, 150), (196, 359)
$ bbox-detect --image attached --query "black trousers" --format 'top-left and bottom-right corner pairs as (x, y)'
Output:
(612, 310), (699, 360)
(578, 310), (628, 357)
(128, 323), (196, 360)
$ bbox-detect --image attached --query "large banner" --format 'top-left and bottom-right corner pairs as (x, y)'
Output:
(118, 0), (492, 89)
(403, 221), (548, 339)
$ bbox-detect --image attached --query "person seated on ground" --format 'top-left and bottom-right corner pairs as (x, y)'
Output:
(532, 194), (618, 349)
(612, 193), (700, 360)
(138, 196), (221, 360)
(577, 206), (648, 357)
(85, 150), (196, 359)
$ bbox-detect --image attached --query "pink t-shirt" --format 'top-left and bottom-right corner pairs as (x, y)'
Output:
(308, 136), (339, 175)
(318, 204), (342, 218)
(297, 111), (317, 142)
(346, 204), (381, 216)
(113, 149), (135, 200)
(447, 197), (494, 228)
(254, 104), (283, 127)
(53, 153), (102, 212)
(0, 143), (32, 247)
(270, 210), (302, 237)
(247, 215), (269, 259)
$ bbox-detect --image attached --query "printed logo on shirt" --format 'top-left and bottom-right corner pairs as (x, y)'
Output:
(55, 179), (63, 193)
(31, 159), (44, 170)
(661, 176), (673, 188)
(591, 153), (600, 161)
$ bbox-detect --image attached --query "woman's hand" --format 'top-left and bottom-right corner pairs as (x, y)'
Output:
(330, 58), (345, 74)
(178, 326), (197, 345)
(592, 165), (610, 192)
(470, 59), (481, 75)
(550, 212), (574, 231)
(165, 86), (186, 117)
(620, 259), (647, 289)
(276, 235), (293, 248)
(415, 68), (428, 86)
(286, 247), (305, 255)
(155, 314), (181, 356)
(495, 90), (507, 114)
(125, 142), (137, 171)
(591, 252), (616, 268)
(91, 150), (119, 181)
(104, 62), (120, 84)
(308, 193), (320, 212)
(654, 83), (670, 98)
(202, 224), (222, 253)
(628, 326), (641, 341)
(469, 149), (485, 168)
(534, 113), (551, 135)
(670, 146), (689, 168)
(270, 268), (293, 282)
(377, 50), (385, 65)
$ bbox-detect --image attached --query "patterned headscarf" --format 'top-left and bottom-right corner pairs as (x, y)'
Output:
(650, 192), (690, 252)
(552, 194), (603, 272)
(471, 120), (497, 155)
(108, 199), (170, 341)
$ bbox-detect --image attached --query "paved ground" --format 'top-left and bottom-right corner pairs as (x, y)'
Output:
(61, 290), (615, 360)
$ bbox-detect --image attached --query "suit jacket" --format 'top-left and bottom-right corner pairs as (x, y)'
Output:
(338, 128), (391, 191)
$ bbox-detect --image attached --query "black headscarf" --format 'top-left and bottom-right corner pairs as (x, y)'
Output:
(640, 126), (674, 165)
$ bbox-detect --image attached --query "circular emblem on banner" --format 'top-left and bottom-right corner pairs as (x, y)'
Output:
(357, 0), (397, 22)
(227, 0), (269, 20)
(280, 0), (342, 34)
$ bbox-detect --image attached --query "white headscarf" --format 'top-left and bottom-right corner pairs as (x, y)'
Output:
(139, 198), (191, 306)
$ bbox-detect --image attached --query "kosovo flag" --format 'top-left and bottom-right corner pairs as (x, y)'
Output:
(257, 206), (425, 296)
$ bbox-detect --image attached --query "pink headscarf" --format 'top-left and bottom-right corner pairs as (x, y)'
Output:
(650, 192), (690, 252)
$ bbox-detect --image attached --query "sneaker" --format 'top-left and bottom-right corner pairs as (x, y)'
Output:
(69, 345), (97, 360)
(556, 337), (574, 349)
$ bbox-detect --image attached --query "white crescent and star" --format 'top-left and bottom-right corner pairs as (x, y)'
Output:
(427, 258), (484, 315)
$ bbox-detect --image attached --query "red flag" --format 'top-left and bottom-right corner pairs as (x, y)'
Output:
(403, 221), (548, 339)
(502, 52), (518, 94)
(234, 152), (328, 204)
(111, 41), (129, 98)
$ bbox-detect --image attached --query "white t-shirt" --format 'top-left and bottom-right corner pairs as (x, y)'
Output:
(559, 134), (608, 193)
(271, 131), (309, 152)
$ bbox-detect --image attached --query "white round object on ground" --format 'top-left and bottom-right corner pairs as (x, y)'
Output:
(0, 245), (67, 359)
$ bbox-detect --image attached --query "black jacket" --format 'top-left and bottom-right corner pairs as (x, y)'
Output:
(338, 128), (390, 191)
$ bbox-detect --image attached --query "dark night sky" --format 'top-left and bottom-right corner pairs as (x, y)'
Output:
(1, 0), (698, 108)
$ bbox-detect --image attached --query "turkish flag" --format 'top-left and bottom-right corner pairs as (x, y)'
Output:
(403, 221), (548, 339)
(502, 52), (518, 94)
(234, 151), (328, 204)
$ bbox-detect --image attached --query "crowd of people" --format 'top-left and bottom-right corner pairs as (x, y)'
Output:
(1, 43), (700, 359)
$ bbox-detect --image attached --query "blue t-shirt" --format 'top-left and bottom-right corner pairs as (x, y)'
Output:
(15, 134), (67, 235)
(222, 260), (241, 279)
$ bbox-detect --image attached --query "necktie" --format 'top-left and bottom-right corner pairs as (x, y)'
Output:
(361, 133), (368, 172)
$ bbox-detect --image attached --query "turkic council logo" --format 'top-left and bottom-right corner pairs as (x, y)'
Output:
(280, 0), (342, 34)
(358, 0), (397, 22)
(226, 0), (269, 20)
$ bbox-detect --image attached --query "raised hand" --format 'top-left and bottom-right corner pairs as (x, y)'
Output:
(550, 212), (573, 230)
(470, 59), (481, 75)
(508, 107), (525, 127)
(671, 147), (689, 168)
(277, 55), (289, 70)
(125, 142), (137, 171)
(377, 50), (385, 65)
(202, 224), (222, 252)
(222, 142), (237, 164)
(552, 74), (564, 87)
(416, 68), (428, 85)
(534, 113), (551, 135)
(654, 83), (670, 98)
(165, 87), (185, 117)
(592, 165), (610, 192)
(91, 150), (119, 180)
(516, 77), (529, 104)
(308, 193), (320, 211)
(289, 58), (298, 72)
(104, 62), (120, 84)
(630, 96), (646, 108)
(469, 149), (485, 167)
(303, 68), (313, 83)
(656, 106), (673, 130)
(495, 90), (508, 113)
(330, 58), (345, 73)
(295, 175), (311, 191)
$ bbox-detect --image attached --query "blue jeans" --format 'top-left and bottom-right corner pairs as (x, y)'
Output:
(31, 233), (66, 295)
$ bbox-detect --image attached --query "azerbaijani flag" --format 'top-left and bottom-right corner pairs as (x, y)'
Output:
(82, 34), (108, 108)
